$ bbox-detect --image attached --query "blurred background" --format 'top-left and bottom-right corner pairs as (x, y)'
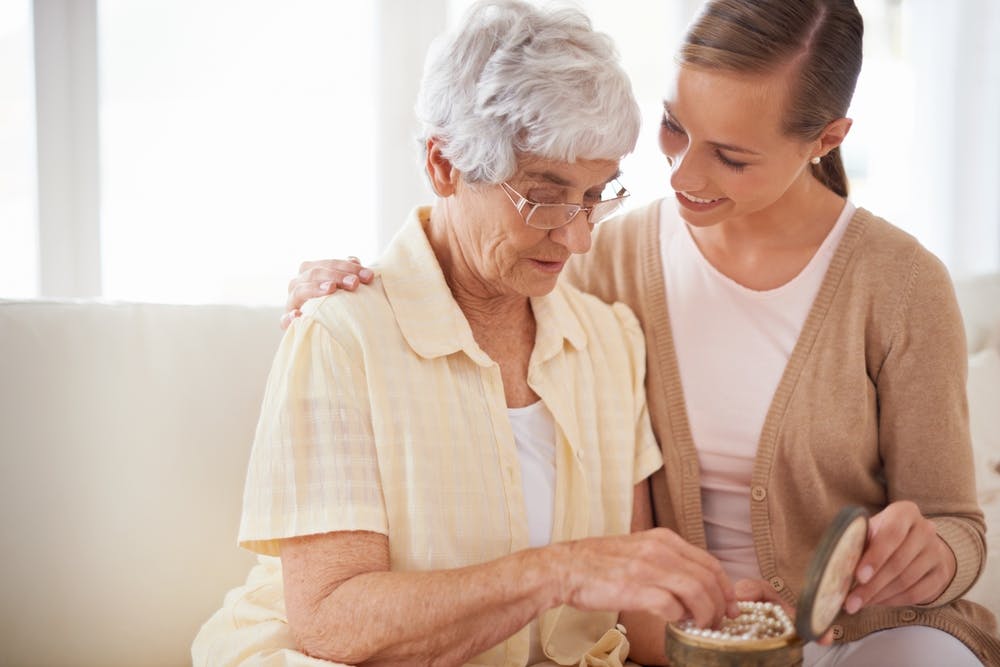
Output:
(2, 0), (998, 306)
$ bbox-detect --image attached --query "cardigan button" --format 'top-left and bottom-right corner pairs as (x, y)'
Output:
(831, 625), (844, 640)
(900, 609), (918, 622)
(751, 486), (767, 501)
(769, 576), (785, 591)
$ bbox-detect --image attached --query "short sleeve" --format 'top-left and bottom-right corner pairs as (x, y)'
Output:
(611, 301), (664, 485)
(238, 315), (387, 556)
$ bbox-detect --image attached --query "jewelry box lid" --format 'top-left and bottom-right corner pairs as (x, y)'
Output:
(795, 505), (869, 642)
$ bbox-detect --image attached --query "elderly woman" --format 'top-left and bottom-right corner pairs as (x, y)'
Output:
(192, 2), (736, 666)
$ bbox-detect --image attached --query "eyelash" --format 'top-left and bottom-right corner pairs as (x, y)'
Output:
(661, 114), (749, 173)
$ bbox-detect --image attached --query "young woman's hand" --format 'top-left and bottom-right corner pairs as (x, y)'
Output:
(281, 257), (374, 329)
(844, 500), (957, 613)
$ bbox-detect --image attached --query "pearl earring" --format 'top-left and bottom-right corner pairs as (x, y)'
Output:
(810, 156), (821, 165)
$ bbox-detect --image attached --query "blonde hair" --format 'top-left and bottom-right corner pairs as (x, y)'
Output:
(680, 0), (863, 197)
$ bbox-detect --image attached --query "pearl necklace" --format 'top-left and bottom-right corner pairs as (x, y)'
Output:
(676, 601), (794, 642)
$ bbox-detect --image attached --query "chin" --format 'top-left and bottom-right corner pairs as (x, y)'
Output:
(676, 207), (724, 229)
(518, 275), (561, 298)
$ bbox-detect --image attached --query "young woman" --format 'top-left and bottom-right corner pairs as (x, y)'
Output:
(284, 1), (1000, 664)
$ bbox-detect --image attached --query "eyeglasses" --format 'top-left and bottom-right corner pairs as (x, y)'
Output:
(500, 178), (629, 230)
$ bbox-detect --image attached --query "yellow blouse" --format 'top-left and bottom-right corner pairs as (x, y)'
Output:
(194, 208), (662, 667)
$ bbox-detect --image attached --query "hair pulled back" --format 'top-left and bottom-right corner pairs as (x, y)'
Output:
(680, 0), (863, 196)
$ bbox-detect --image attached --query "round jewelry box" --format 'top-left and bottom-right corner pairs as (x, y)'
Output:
(665, 505), (870, 667)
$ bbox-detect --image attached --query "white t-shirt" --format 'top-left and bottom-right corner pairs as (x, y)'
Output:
(659, 200), (855, 582)
(508, 400), (556, 664)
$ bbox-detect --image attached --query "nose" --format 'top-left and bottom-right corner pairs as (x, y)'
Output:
(550, 209), (593, 254)
(667, 147), (706, 195)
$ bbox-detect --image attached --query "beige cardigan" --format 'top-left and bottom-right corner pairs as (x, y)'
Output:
(564, 199), (1000, 663)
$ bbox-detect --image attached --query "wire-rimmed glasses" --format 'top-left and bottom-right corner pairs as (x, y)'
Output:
(500, 179), (629, 230)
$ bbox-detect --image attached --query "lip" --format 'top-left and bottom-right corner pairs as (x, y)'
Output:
(675, 190), (726, 213)
(528, 258), (567, 274)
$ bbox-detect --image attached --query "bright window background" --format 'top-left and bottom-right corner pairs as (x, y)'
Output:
(0, 0), (38, 298)
(3, 1), (998, 303)
(98, 0), (377, 305)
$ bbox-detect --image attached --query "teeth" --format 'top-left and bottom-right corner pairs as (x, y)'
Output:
(680, 191), (719, 204)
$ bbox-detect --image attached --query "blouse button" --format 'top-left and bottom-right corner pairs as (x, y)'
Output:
(751, 486), (767, 501)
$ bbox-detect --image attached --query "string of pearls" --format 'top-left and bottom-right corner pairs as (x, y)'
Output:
(676, 601), (794, 643)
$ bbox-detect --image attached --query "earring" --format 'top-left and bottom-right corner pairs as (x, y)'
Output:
(810, 156), (821, 165)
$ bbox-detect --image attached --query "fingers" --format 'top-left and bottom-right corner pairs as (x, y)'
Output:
(844, 501), (954, 613)
(650, 528), (735, 624)
(733, 578), (792, 614)
(284, 258), (375, 314)
(279, 309), (301, 331)
(558, 529), (734, 629)
(625, 530), (734, 627)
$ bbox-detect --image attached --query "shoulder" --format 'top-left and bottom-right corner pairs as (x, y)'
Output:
(851, 209), (949, 280)
(842, 209), (962, 350)
(554, 281), (645, 363)
(297, 278), (396, 349)
(846, 208), (954, 303)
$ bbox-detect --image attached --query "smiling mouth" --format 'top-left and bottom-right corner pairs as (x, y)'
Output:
(679, 191), (722, 204)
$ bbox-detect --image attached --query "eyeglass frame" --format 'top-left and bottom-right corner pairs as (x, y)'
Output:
(499, 178), (630, 230)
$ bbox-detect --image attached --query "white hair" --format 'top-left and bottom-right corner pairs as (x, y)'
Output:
(415, 0), (641, 184)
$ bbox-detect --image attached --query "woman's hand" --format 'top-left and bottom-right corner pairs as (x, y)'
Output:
(281, 257), (374, 329)
(843, 500), (957, 613)
(558, 527), (738, 629)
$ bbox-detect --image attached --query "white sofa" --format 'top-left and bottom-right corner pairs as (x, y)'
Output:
(1, 273), (998, 667)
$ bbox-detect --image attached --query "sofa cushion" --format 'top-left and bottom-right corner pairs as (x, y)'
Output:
(965, 347), (1000, 613)
(0, 300), (282, 667)
(954, 272), (1000, 355)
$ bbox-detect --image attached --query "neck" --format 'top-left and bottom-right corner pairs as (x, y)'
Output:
(425, 205), (534, 334)
(702, 173), (845, 251)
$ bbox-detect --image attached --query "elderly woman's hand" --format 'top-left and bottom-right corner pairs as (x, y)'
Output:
(281, 257), (374, 329)
(557, 526), (737, 629)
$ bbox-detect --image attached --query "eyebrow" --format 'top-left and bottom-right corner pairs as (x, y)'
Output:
(663, 102), (763, 157)
(522, 169), (623, 188)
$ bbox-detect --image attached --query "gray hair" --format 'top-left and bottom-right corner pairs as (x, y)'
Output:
(415, 0), (641, 184)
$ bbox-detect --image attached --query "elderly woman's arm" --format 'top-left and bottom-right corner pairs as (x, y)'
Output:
(281, 483), (733, 666)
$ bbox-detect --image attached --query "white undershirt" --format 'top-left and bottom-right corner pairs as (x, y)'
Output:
(508, 400), (556, 664)
(659, 199), (855, 582)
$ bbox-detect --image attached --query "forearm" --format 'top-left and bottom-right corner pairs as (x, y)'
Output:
(296, 545), (561, 666)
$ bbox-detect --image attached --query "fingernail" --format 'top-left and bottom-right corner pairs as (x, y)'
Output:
(845, 596), (861, 614)
(319, 281), (333, 292)
(857, 565), (873, 584)
(343, 275), (358, 287)
(359, 268), (373, 280)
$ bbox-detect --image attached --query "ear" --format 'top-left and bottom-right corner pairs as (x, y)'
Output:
(813, 117), (853, 158)
(425, 137), (459, 197)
